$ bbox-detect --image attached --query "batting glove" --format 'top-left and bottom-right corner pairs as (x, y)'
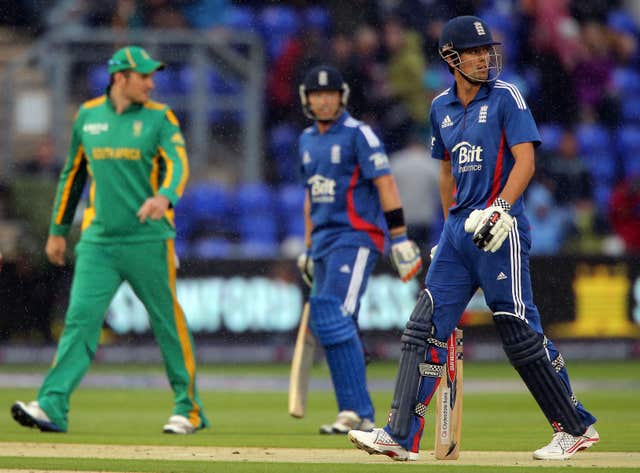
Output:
(296, 250), (314, 288)
(390, 235), (422, 282)
(464, 198), (514, 253)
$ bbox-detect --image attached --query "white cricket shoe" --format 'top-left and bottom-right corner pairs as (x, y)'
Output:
(319, 410), (374, 435)
(533, 425), (600, 460)
(11, 400), (65, 433)
(348, 427), (418, 461)
(163, 415), (196, 434)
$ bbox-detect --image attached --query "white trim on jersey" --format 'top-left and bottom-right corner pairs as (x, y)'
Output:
(432, 88), (451, 104)
(507, 217), (527, 320)
(343, 247), (370, 315)
(495, 80), (527, 110)
(344, 116), (360, 128)
(359, 125), (381, 147)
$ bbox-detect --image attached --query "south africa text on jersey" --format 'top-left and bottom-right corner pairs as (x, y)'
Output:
(92, 147), (142, 160)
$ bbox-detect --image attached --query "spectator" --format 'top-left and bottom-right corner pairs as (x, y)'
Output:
(389, 135), (440, 252)
(537, 129), (592, 206)
(525, 181), (574, 255)
(609, 174), (640, 253)
(382, 18), (427, 126)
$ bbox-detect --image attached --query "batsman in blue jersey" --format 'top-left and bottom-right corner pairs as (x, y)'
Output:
(296, 65), (423, 434)
(349, 16), (599, 461)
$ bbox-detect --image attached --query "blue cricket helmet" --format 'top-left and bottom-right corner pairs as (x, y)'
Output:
(439, 15), (501, 53)
(439, 16), (502, 83)
(299, 65), (350, 120)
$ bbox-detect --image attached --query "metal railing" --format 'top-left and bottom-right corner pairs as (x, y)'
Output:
(1, 27), (265, 181)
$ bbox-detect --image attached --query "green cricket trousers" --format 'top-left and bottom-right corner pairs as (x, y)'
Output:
(37, 239), (208, 431)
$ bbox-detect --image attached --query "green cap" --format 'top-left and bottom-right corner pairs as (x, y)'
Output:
(108, 46), (164, 74)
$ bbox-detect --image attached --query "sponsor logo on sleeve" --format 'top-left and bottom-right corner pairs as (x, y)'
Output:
(369, 152), (389, 170)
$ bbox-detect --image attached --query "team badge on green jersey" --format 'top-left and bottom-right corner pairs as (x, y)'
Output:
(133, 120), (143, 137)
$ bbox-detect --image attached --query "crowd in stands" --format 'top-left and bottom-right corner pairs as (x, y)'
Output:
(4, 0), (640, 258)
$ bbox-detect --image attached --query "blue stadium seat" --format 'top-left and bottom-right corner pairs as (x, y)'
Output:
(593, 182), (613, 214)
(612, 67), (640, 96)
(234, 183), (279, 254)
(269, 123), (299, 183)
(277, 184), (305, 239)
(303, 6), (330, 31)
(192, 236), (233, 259)
(236, 182), (275, 213)
(178, 181), (232, 235)
(576, 123), (610, 154)
(87, 64), (109, 96)
(223, 5), (257, 31)
(259, 5), (300, 59)
(617, 125), (640, 177)
(621, 95), (640, 123)
(538, 124), (563, 152)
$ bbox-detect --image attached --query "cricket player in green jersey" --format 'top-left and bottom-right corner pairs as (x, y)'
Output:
(11, 46), (208, 434)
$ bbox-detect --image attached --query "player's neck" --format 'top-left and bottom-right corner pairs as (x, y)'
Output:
(455, 76), (482, 108)
(315, 120), (335, 134)
(109, 87), (134, 114)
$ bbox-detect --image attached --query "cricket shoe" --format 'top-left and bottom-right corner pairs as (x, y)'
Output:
(348, 427), (418, 461)
(11, 401), (65, 433)
(163, 415), (196, 434)
(319, 410), (375, 435)
(533, 425), (600, 460)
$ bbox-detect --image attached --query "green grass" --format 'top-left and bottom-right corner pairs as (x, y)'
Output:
(0, 361), (637, 472)
(3, 360), (639, 381)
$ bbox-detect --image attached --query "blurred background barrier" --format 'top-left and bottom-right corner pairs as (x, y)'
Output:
(0, 256), (638, 363)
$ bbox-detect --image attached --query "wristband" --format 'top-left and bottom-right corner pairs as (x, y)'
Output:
(494, 197), (511, 213)
(384, 208), (405, 230)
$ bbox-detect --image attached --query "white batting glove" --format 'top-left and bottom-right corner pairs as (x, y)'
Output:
(297, 250), (314, 288)
(430, 244), (438, 261)
(464, 198), (514, 253)
(390, 235), (422, 282)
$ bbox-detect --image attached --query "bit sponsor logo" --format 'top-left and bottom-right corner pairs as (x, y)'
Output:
(308, 174), (336, 203)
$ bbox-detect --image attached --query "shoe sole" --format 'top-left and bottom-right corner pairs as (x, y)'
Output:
(348, 432), (416, 461)
(11, 404), (64, 433)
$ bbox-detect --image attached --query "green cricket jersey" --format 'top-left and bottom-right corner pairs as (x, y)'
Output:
(49, 94), (189, 242)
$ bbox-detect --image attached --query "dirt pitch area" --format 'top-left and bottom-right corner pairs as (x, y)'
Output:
(0, 442), (638, 470)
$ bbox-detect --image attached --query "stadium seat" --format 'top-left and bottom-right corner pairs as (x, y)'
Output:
(233, 183), (279, 254)
(612, 67), (640, 96)
(303, 6), (330, 32)
(269, 123), (299, 183)
(223, 5), (257, 31)
(277, 184), (305, 239)
(192, 236), (233, 259)
(617, 125), (640, 177)
(87, 64), (109, 96)
(576, 123), (610, 154)
(538, 124), (563, 152)
(258, 5), (300, 59)
(179, 181), (232, 236)
(621, 95), (640, 123)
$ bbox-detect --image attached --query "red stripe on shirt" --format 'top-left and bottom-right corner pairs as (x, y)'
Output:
(346, 165), (385, 252)
(486, 130), (506, 207)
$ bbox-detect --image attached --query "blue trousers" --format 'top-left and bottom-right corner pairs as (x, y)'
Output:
(311, 246), (378, 420)
(388, 211), (596, 452)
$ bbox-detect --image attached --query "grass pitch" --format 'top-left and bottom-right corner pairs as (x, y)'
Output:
(0, 360), (637, 472)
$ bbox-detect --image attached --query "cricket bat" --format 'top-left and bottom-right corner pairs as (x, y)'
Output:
(434, 328), (464, 460)
(288, 302), (316, 418)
